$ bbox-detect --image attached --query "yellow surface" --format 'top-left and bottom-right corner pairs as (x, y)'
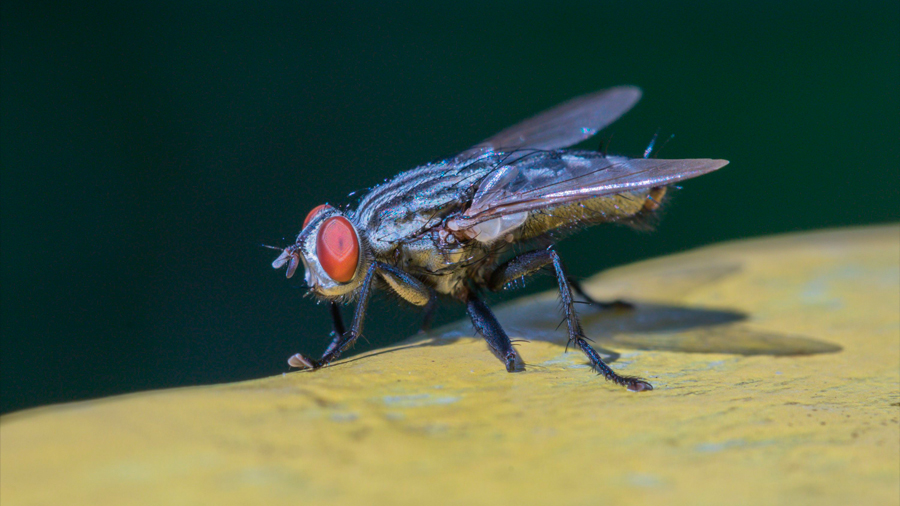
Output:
(3, 226), (899, 506)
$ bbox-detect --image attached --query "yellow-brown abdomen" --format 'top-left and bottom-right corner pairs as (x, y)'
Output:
(642, 186), (667, 212)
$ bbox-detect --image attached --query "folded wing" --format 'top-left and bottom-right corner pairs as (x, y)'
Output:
(447, 155), (728, 240)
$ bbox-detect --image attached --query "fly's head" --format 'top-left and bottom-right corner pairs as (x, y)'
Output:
(271, 204), (367, 299)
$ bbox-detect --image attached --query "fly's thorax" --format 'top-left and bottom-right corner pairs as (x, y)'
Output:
(271, 205), (370, 299)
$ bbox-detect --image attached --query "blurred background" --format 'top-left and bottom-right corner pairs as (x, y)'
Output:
(2, 1), (897, 414)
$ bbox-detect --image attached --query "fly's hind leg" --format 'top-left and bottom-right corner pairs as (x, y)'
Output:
(488, 249), (652, 391)
(567, 277), (634, 312)
(466, 294), (523, 372)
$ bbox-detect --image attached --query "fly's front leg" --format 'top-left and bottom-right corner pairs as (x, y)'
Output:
(321, 302), (346, 356)
(288, 302), (347, 367)
(377, 261), (438, 330)
(288, 262), (434, 370)
(466, 294), (523, 372)
(488, 249), (652, 391)
(288, 263), (380, 370)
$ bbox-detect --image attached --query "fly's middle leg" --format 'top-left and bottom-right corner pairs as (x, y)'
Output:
(488, 249), (652, 391)
(466, 293), (523, 372)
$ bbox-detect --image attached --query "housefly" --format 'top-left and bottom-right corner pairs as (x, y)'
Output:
(270, 87), (728, 391)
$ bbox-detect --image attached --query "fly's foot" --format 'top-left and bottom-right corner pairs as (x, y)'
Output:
(504, 351), (524, 373)
(624, 378), (654, 392)
(592, 364), (654, 392)
(287, 353), (316, 370)
(288, 330), (358, 371)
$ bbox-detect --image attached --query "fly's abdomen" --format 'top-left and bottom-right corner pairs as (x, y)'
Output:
(642, 186), (667, 212)
(519, 187), (666, 240)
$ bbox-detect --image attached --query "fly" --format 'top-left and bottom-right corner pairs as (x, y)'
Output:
(269, 86), (728, 392)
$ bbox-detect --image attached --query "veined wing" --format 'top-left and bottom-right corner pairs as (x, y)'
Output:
(465, 86), (641, 155)
(446, 154), (728, 240)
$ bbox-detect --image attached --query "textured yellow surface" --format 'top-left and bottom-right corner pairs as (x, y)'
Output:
(3, 226), (899, 506)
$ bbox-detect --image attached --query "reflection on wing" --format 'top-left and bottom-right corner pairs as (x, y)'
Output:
(449, 155), (728, 231)
(468, 86), (642, 154)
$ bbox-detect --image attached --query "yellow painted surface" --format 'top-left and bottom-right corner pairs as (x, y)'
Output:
(3, 226), (899, 506)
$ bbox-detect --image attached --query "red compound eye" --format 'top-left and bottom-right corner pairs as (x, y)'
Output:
(303, 204), (330, 228)
(316, 216), (359, 283)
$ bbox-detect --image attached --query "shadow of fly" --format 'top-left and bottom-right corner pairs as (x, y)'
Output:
(268, 86), (728, 392)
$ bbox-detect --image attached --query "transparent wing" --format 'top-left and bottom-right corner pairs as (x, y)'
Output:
(466, 86), (642, 155)
(450, 155), (729, 230)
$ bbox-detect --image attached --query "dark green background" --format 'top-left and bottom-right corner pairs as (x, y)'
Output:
(2, 2), (897, 414)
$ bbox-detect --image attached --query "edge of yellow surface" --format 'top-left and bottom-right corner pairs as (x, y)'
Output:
(3, 225), (899, 506)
